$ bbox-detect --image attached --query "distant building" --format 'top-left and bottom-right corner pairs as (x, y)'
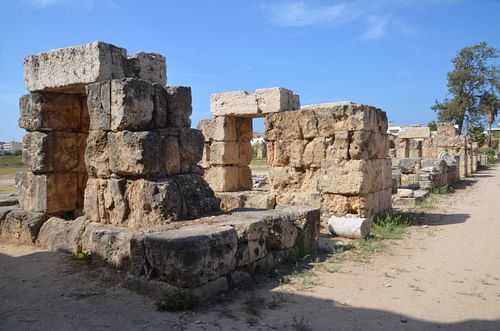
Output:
(1, 141), (22, 152)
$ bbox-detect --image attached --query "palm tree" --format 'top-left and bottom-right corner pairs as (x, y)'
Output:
(480, 92), (499, 147)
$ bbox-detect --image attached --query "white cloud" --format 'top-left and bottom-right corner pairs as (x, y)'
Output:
(23, 0), (117, 11)
(260, 0), (463, 40)
(260, 1), (377, 27)
(362, 15), (390, 40)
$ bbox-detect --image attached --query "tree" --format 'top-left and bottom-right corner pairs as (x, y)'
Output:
(428, 120), (437, 131)
(467, 125), (486, 147)
(480, 91), (499, 147)
(432, 42), (500, 134)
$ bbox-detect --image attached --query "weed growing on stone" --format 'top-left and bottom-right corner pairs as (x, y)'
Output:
(72, 250), (92, 263)
(156, 289), (202, 312)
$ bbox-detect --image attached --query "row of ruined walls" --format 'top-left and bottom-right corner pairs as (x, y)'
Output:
(199, 96), (393, 218)
(390, 123), (480, 190)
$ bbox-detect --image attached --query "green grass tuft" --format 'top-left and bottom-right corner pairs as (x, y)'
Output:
(371, 210), (413, 240)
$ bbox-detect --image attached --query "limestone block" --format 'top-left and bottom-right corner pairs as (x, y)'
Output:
(302, 102), (388, 133)
(37, 216), (87, 253)
(264, 214), (298, 250)
(173, 174), (220, 220)
(125, 175), (219, 228)
(397, 188), (414, 198)
(319, 159), (390, 195)
(255, 87), (297, 113)
(269, 167), (302, 192)
(270, 140), (290, 167)
(86, 81), (112, 131)
(239, 142), (253, 166)
(19, 93), (83, 131)
(159, 130), (181, 175)
(238, 166), (253, 190)
(81, 222), (140, 268)
(85, 131), (111, 178)
(236, 117), (253, 142)
(298, 110), (318, 139)
(349, 131), (388, 160)
(17, 172), (78, 213)
(232, 219), (269, 267)
(209, 141), (239, 165)
(264, 111), (302, 141)
(275, 192), (321, 209)
(321, 193), (383, 218)
(127, 52), (166, 86)
(398, 127), (431, 139)
(197, 117), (237, 142)
(166, 86), (192, 128)
(1, 210), (48, 244)
(24, 41), (128, 92)
(23, 131), (85, 173)
(151, 84), (168, 128)
(110, 79), (155, 131)
(211, 91), (257, 116)
(22, 132), (48, 172)
(141, 224), (238, 287)
(289, 140), (305, 168)
(326, 132), (349, 160)
(126, 178), (181, 228)
(303, 137), (327, 168)
(179, 128), (204, 172)
(244, 192), (277, 209)
(216, 192), (244, 210)
(398, 158), (421, 174)
(108, 131), (161, 177)
(204, 166), (239, 192)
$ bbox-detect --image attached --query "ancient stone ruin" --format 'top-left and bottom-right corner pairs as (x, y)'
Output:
(0, 42), (321, 296)
(390, 123), (481, 207)
(199, 96), (392, 218)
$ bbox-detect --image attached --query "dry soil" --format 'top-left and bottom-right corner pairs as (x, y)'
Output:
(1, 166), (500, 331)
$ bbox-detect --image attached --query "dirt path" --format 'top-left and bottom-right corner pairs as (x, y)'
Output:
(1, 167), (500, 330)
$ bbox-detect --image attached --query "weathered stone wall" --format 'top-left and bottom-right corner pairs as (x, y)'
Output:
(16, 42), (219, 228)
(265, 102), (391, 217)
(199, 97), (392, 218)
(391, 123), (478, 191)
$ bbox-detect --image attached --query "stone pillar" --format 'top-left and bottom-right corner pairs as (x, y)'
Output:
(199, 87), (300, 192)
(16, 41), (219, 228)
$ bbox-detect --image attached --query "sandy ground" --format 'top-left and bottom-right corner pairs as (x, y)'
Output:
(1, 166), (500, 330)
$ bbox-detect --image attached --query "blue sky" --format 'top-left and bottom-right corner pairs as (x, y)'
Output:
(0, 0), (499, 141)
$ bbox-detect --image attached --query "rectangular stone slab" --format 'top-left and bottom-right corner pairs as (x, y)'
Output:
(24, 41), (167, 92)
(24, 42), (128, 92)
(16, 172), (78, 213)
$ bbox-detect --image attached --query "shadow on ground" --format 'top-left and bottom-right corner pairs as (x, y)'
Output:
(411, 212), (470, 226)
(1, 247), (499, 331)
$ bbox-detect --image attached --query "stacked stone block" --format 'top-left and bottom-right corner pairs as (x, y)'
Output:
(16, 41), (219, 229)
(265, 102), (391, 217)
(18, 89), (89, 215)
(199, 87), (300, 192)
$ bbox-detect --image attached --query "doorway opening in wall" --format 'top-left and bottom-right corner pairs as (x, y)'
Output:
(249, 117), (270, 192)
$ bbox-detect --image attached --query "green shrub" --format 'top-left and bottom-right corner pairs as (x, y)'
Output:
(156, 289), (202, 312)
(371, 211), (413, 240)
(431, 185), (454, 194)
